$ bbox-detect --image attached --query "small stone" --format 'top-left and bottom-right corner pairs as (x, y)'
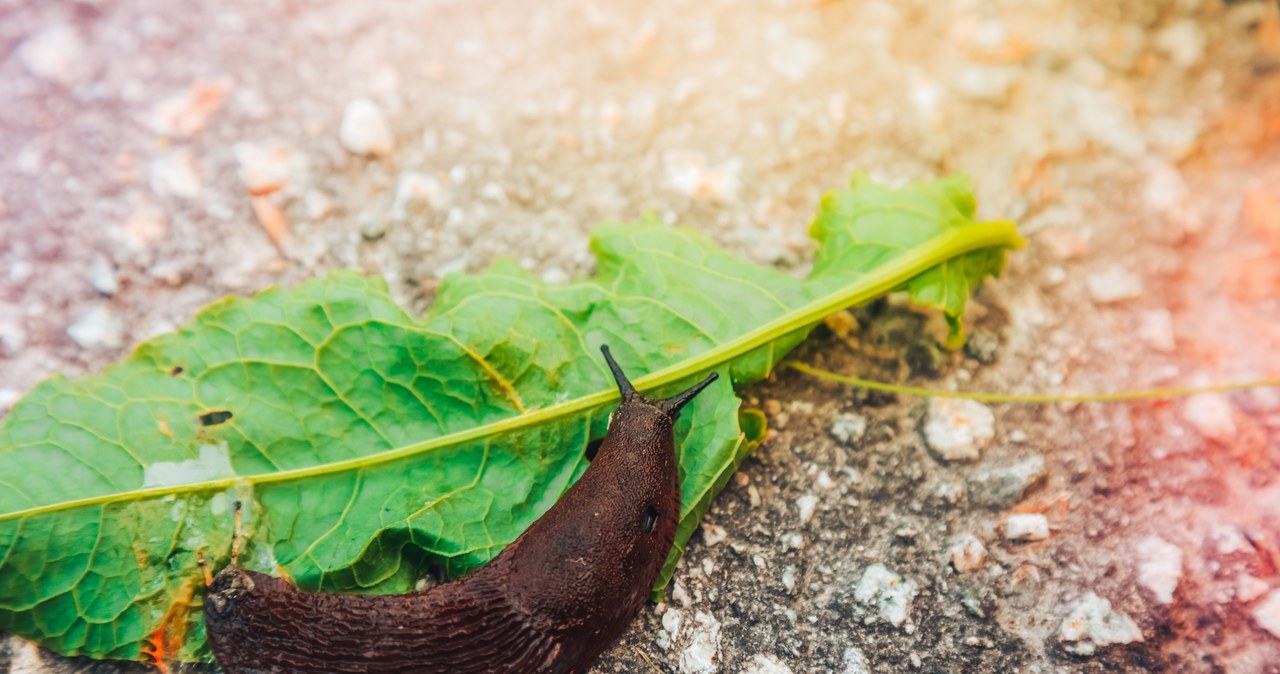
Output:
(855, 563), (918, 628)
(1136, 310), (1176, 353)
(305, 190), (335, 222)
(67, 304), (125, 351)
(663, 151), (740, 203)
(149, 149), (202, 199)
(149, 79), (232, 139)
(392, 171), (450, 218)
(1086, 266), (1144, 304)
(676, 611), (722, 674)
(1068, 85), (1148, 157)
(18, 24), (87, 85)
(829, 412), (868, 446)
(969, 455), (1046, 507)
(950, 534), (988, 573)
(963, 331), (1000, 365)
(1004, 513), (1050, 542)
(0, 304), (27, 356)
(339, 97), (395, 158)
(742, 654), (793, 674)
(952, 65), (1019, 105)
(1256, 589), (1280, 639)
(661, 607), (683, 650)
(671, 580), (691, 607)
(1182, 394), (1236, 443)
(908, 652), (922, 669)
(234, 140), (298, 195)
(767, 24), (823, 82)
(1059, 592), (1144, 656)
(1136, 536), (1182, 605)
(359, 217), (387, 241)
(841, 648), (872, 674)
(923, 398), (996, 462)
(87, 255), (119, 295)
(1147, 117), (1203, 161)
(1238, 575), (1270, 604)
(781, 566), (798, 593)
(701, 522), (728, 546)
(796, 494), (819, 526)
(1155, 19), (1206, 69)
(1097, 23), (1146, 72)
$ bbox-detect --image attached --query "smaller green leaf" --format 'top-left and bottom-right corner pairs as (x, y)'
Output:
(808, 173), (1023, 347)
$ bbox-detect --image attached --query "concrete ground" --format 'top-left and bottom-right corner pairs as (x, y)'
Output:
(2, 0), (1280, 672)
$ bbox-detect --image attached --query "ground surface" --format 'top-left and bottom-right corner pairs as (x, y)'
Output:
(3, 0), (1280, 672)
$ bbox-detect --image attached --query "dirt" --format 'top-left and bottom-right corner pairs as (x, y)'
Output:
(3, 0), (1280, 672)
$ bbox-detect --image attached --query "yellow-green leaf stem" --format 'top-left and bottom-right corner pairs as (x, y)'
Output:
(785, 361), (1280, 403)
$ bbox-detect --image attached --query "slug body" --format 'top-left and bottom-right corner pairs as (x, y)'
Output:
(204, 346), (718, 674)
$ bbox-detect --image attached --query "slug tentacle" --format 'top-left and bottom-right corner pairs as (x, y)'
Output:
(205, 344), (718, 674)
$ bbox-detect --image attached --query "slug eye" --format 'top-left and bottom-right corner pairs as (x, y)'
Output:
(642, 505), (659, 533)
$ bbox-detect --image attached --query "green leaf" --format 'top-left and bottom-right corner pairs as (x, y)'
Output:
(0, 173), (1023, 661)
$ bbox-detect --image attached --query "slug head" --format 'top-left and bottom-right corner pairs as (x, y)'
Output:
(600, 345), (719, 420)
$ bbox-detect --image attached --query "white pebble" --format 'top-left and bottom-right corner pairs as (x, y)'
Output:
(18, 24), (87, 85)
(149, 149), (203, 199)
(781, 566), (798, 593)
(87, 255), (118, 296)
(1237, 575), (1270, 603)
(1155, 19), (1206, 69)
(1136, 536), (1182, 604)
(1087, 266), (1144, 304)
(671, 580), (691, 607)
(1181, 394), (1237, 443)
(1059, 592), (1145, 655)
(392, 171), (450, 218)
(742, 654), (794, 674)
(661, 607), (683, 649)
(952, 65), (1019, 105)
(841, 647), (872, 674)
(1254, 589), (1280, 639)
(855, 563), (918, 629)
(67, 304), (124, 351)
(339, 97), (395, 157)
(1136, 310), (1176, 353)
(234, 140), (298, 195)
(950, 534), (988, 573)
(796, 494), (819, 526)
(829, 412), (868, 445)
(1004, 513), (1050, 542)
(923, 398), (995, 462)
(701, 522), (728, 546)
(677, 611), (722, 674)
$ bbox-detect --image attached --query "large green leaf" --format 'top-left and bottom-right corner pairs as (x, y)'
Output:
(0, 173), (1022, 661)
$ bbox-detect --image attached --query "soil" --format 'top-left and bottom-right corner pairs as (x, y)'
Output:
(2, 0), (1280, 672)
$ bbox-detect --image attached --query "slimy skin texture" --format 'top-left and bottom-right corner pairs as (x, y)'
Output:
(204, 347), (717, 674)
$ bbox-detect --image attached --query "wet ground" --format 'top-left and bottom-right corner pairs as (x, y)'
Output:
(3, 0), (1280, 672)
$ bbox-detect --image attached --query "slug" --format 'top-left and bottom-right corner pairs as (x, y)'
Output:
(204, 345), (719, 674)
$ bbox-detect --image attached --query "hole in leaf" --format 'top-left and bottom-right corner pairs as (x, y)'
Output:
(642, 505), (658, 533)
(199, 410), (233, 426)
(585, 438), (603, 462)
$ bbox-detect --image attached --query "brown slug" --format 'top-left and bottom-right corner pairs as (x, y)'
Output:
(203, 345), (719, 674)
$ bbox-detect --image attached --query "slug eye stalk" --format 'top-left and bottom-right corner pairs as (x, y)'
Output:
(599, 344), (719, 419)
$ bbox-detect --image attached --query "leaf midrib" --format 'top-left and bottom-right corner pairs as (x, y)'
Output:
(0, 220), (1023, 522)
